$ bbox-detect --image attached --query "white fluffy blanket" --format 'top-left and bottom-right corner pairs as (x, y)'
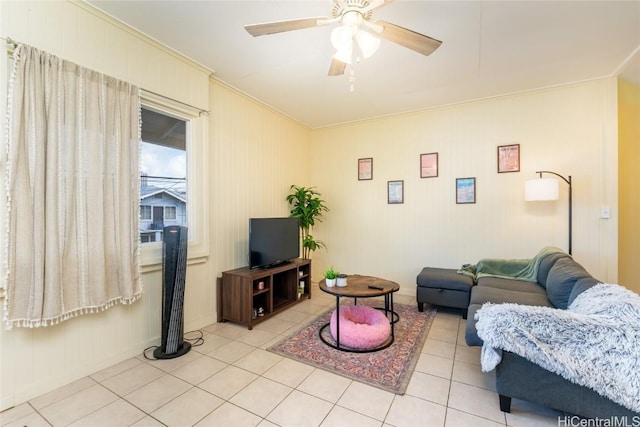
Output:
(476, 283), (640, 413)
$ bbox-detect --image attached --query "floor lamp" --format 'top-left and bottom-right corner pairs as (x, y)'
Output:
(525, 171), (572, 255)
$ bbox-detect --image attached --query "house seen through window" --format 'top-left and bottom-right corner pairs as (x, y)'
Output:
(140, 107), (187, 244)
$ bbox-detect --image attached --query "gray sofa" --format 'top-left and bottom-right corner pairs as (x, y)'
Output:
(465, 251), (596, 345)
(465, 251), (639, 418)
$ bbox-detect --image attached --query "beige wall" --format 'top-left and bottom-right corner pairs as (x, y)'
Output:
(310, 80), (619, 293)
(208, 78), (312, 275)
(618, 78), (640, 293)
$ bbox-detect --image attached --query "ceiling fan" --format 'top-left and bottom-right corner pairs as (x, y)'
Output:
(244, 0), (442, 76)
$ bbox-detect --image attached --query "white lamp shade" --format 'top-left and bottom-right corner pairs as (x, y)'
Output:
(331, 25), (354, 64)
(525, 178), (560, 201)
(356, 30), (380, 58)
(331, 25), (352, 51)
(333, 47), (353, 64)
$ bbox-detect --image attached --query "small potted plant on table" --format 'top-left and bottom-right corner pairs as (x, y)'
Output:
(325, 267), (339, 287)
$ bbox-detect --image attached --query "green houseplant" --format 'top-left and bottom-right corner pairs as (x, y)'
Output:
(324, 266), (338, 280)
(286, 185), (328, 259)
(324, 266), (339, 287)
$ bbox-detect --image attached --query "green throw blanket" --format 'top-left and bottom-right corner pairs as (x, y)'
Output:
(457, 246), (567, 283)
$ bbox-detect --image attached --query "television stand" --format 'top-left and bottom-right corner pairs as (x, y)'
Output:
(219, 258), (311, 329)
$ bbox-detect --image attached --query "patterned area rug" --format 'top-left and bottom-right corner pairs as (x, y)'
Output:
(268, 301), (436, 394)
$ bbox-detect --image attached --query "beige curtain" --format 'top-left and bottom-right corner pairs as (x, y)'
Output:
(4, 44), (142, 329)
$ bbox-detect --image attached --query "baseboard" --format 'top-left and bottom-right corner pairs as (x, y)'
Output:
(0, 395), (15, 412)
(2, 337), (158, 411)
(185, 314), (216, 333)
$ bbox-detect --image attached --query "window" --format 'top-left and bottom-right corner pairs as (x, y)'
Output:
(140, 234), (156, 243)
(165, 206), (177, 221)
(140, 205), (152, 220)
(140, 107), (187, 244)
(139, 92), (209, 266)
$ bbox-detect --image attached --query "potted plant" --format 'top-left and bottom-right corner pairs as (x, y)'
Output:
(325, 267), (338, 287)
(286, 185), (329, 259)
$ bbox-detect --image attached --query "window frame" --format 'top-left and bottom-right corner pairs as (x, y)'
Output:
(164, 206), (177, 221)
(139, 93), (209, 268)
(140, 205), (152, 221)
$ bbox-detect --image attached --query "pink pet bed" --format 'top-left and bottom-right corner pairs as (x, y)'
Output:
(330, 305), (391, 350)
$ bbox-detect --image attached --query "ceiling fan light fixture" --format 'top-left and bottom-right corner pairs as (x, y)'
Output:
(330, 25), (353, 51)
(244, 0), (442, 78)
(356, 29), (380, 58)
(333, 46), (353, 64)
(342, 10), (363, 28)
(331, 24), (356, 64)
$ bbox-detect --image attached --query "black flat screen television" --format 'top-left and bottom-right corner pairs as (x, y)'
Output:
(249, 217), (300, 269)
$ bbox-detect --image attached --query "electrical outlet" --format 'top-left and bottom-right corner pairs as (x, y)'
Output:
(600, 207), (611, 219)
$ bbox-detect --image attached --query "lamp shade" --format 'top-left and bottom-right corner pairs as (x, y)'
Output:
(356, 30), (380, 58)
(331, 25), (352, 51)
(331, 26), (354, 64)
(333, 46), (353, 64)
(525, 178), (559, 201)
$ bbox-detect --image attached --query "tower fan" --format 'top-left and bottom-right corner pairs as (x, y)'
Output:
(154, 225), (191, 359)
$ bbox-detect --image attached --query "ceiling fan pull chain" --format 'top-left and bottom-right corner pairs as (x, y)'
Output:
(349, 67), (356, 92)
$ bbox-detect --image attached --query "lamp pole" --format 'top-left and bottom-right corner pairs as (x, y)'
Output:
(536, 171), (572, 255)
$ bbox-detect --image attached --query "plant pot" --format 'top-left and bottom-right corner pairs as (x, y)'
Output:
(326, 278), (336, 287)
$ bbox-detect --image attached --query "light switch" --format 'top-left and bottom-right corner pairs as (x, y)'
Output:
(600, 207), (611, 219)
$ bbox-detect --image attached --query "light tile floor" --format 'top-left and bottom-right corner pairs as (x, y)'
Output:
(1, 287), (563, 427)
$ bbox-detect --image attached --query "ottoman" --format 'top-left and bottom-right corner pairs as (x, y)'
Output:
(416, 267), (473, 318)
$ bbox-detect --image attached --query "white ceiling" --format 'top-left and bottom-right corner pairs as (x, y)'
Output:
(88, 1), (640, 129)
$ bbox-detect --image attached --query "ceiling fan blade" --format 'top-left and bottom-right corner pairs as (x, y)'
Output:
(328, 58), (347, 76)
(362, 0), (395, 13)
(245, 17), (326, 36)
(376, 20), (442, 56)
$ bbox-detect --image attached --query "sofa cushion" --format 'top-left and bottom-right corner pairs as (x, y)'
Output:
(567, 277), (600, 306)
(470, 285), (552, 307)
(476, 277), (547, 295)
(537, 252), (571, 287)
(545, 257), (591, 309)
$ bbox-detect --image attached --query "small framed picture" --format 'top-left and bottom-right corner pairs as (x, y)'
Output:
(456, 177), (476, 204)
(497, 144), (520, 173)
(388, 180), (404, 204)
(358, 158), (373, 180)
(420, 152), (438, 178)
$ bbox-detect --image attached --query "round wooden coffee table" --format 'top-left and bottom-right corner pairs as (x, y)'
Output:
(319, 275), (400, 352)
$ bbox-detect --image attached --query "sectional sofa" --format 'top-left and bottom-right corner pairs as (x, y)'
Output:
(417, 249), (640, 418)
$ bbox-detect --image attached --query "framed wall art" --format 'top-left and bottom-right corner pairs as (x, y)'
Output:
(497, 144), (520, 173)
(420, 152), (438, 178)
(388, 180), (404, 204)
(358, 157), (373, 180)
(456, 177), (476, 204)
